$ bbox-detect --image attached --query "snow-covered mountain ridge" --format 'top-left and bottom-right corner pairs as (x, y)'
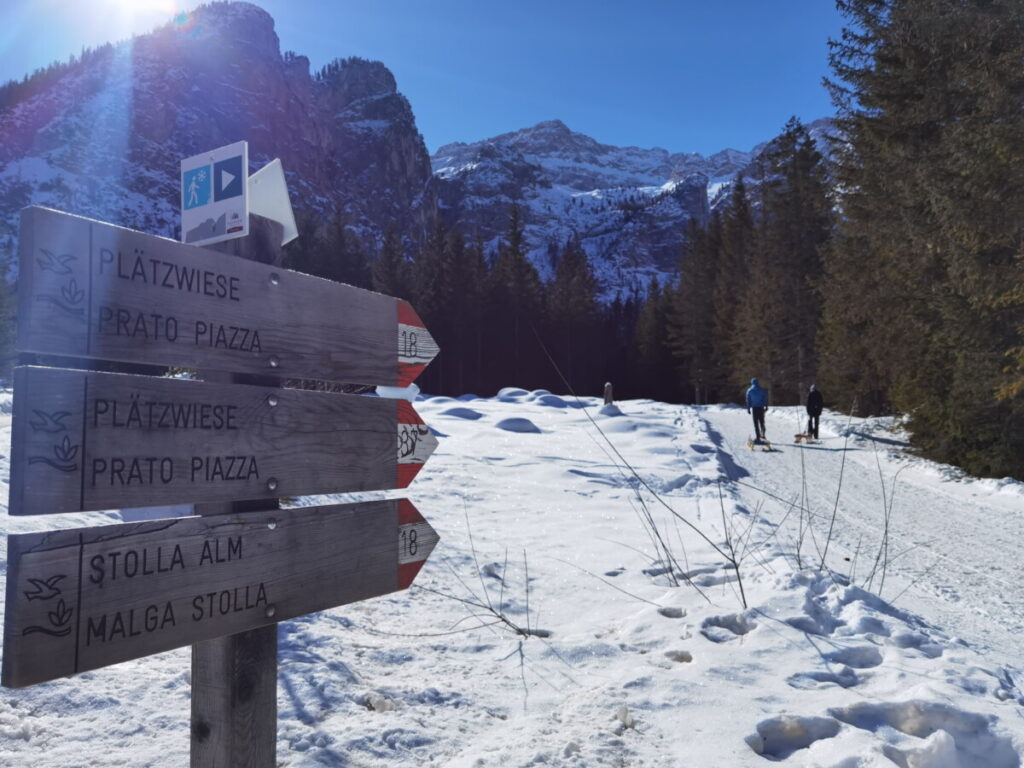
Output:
(430, 117), (832, 295)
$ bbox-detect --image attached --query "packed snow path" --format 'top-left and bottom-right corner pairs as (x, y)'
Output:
(0, 390), (1021, 766)
(703, 404), (1024, 663)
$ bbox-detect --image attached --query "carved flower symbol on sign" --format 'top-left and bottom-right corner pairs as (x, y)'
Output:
(29, 434), (79, 473)
(61, 278), (85, 306)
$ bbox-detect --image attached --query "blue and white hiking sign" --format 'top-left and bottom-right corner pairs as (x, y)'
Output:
(180, 140), (249, 246)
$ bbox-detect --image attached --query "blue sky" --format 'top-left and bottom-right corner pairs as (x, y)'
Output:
(0, 0), (845, 156)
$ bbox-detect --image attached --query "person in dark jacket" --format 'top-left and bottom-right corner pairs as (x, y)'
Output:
(745, 378), (769, 440)
(806, 384), (823, 439)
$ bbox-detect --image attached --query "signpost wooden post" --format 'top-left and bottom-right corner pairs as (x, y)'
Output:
(192, 217), (283, 768)
(3, 206), (442, 768)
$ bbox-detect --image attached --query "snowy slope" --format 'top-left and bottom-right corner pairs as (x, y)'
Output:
(0, 388), (1021, 767)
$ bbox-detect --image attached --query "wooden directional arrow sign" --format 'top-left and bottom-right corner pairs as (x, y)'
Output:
(9, 366), (438, 515)
(2, 498), (438, 688)
(15, 206), (438, 386)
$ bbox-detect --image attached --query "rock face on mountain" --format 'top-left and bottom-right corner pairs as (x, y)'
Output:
(430, 117), (833, 296)
(0, 1), (433, 250)
(430, 119), (751, 294)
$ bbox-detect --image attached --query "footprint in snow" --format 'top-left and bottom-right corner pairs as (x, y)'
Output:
(826, 644), (884, 669)
(828, 699), (1020, 768)
(745, 714), (841, 759)
(700, 612), (757, 643)
(786, 666), (860, 690)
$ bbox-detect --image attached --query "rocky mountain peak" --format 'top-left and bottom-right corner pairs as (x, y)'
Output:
(317, 57), (399, 109)
(0, 2), (432, 251)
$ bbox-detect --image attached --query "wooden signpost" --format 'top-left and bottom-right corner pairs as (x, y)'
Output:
(3, 205), (442, 767)
(16, 206), (438, 387)
(9, 366), (437, 515)
(2, 498), (437, 688)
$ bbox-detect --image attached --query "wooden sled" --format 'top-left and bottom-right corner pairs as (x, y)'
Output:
(747, 436), (774, 452)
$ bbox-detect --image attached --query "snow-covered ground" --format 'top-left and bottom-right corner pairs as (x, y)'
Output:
(0, 388), (1022, 767)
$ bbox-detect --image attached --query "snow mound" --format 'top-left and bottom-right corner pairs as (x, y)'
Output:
(438, 407), (484, 421)
(599, 403), (624, 416)
(495, 417), (542, 433)
(496, 387), (529, 401)
(532, 394), (568, 408)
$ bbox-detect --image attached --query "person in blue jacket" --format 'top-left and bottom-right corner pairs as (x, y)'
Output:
(746, 378), (769, 440)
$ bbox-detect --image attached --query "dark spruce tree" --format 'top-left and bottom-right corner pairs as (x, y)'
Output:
(712, 175), (755, 395)
(822, 0), (1024, 477)
(731, 118), (831, 405)
(283, 209), (370, 289)
(633, 277), (679, 403)
(408, 217), (451, 393)
(667, 215), (722, 403)
(486, 204), (545, 391)
(371, 225), (409, 300)
(546, 236), (600, 394)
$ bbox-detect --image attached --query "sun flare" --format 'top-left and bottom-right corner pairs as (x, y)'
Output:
(107, 0), (178, 14)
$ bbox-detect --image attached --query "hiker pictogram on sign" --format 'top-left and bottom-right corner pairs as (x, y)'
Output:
(183, 166), (211, 210)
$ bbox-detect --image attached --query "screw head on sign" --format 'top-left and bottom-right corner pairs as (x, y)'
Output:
(265, 605), (276, 618)
(267, 478), (278, 492)
(269, 356), (280, 368)
(267, 518), (277, 530)
(269, 273), (280, 286)
(267, 395), (278, 407)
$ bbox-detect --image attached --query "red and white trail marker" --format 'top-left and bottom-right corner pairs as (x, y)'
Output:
(397, 301), (439, 388)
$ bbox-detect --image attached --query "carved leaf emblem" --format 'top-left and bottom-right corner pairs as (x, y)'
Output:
(61, 278), (85, 305)
(54, 435), (78, 463)
(48, 599), (73, 628)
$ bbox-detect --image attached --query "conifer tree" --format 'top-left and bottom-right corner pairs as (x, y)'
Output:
(633, 277), (678, 402)
(667, 215), (722, 403)
(371, 225), (408, 299)
(731, 118), (831, 403)
(410, 217), (450, 392)
(712, 176), (755, 392)
(458, 236), (490, 394)
(822, 0), (1024, 476)
(320, 210), (371, 288)
(487, 204), (544, 389)
(547, 236), (599, 392)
